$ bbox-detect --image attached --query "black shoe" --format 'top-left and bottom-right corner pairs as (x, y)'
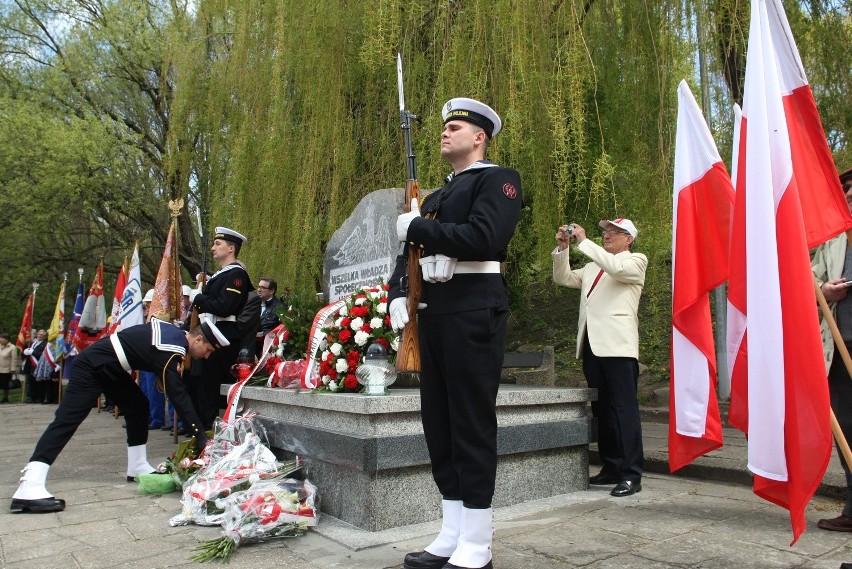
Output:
(589, 471), (620, 485)
(443, 562), (493, 569)
(611, 480), (641, 497)
(126, 471), (155, 482)
(10, 496), (66, 513)
(403, 550), (451, 569)
(160, 425), (174, 431)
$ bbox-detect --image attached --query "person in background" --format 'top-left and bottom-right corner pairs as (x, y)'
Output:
(811, 166), (852, 533)
(22, 330), (46, 404)
(10, 320), (229, 514)
(0, 332), (20, 403)
(390, 97), (522, 569)
(255, 277), (283, 357)
(553, 218), (647, 498)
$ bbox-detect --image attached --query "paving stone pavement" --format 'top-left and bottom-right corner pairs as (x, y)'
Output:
(1, 403), (851, 568)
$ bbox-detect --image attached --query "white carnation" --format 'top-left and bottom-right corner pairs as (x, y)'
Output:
(350, 317), (364, 331)
(338, 305), (348, 316)
(370, 317), (383, 330)
(377, 301), (387, 314)
(335, 317), (344, 328)
(275, 347), (284, 357)
(328, 380), (338, 391)
(355, 297), (366, 306)
(335, 358), (349, 373)
(330, 343), (343, 356)
(321, 375), (331, 385)
(321, 349), (330, 360)
(370, 291), (381, 301)
(354, 330), (371, 347)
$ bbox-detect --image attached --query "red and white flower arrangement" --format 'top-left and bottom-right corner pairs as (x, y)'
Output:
(316, 284), (398, 392)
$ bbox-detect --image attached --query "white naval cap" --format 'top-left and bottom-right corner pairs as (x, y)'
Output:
(143, 289), (154, 303)
(181, 285), (192, 296)
(441, 97), (502, 138)
(214, 226), (247, 245)
(199, 320), (230, 349)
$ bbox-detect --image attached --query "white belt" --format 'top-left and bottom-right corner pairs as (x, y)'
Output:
(109, 334), (132, 373)
(201, 313), (236, 324)
(454, 261), (501, 274)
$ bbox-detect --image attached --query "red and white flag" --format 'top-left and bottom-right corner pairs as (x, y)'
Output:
(107, 260), (128, 335)
(16, 292), (35, 352)
(73, 262), (108, 352)
(726, 0), (852, 544)
(668, 81), (733, 472)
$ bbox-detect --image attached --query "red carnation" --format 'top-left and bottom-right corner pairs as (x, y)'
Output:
(344, 373), (359, 390)
(338, 329), (352, 343)
(375, 337), (390, 350)
(347, 350), (360, 362)
(341, 317), (352, 328)
(360, 324), (372, 333)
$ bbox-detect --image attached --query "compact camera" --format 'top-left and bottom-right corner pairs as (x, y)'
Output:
(566, 224), (575, 235)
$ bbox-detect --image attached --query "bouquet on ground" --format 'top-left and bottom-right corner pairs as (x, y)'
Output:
(316, 284), (398, 393)
(169, 415), (301, 527)
(192, 478), (319, 562)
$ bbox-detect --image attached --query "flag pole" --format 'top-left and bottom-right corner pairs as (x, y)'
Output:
(813, 278), (852, 469)
(57, 272), (68, 404)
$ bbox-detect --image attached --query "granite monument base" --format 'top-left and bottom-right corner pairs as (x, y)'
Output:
(231, 385), (593, 532)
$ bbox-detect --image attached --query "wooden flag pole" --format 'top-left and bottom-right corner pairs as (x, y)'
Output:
(813, 278), (852, 469)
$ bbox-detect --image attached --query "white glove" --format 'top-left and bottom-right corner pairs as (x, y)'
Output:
(389, 297), (428, 332)
(432, 254), (457, 282)
(419, 254), (457, 283)
(419, 255), (437, 283)
(23, 348), (33, 356)
(396, 198), (421, 242)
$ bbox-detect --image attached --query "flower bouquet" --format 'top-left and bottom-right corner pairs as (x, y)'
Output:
(315, 284), (398, 392)
(169, 424), (301, 526)
(191, 478), (319, 562)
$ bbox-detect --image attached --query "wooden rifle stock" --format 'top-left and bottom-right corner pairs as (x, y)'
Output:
(396, 178), (422, 374)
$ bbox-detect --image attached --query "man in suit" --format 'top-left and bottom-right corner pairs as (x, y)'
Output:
(553, 218), (647, 497)
(811, 166), (852, 532)
(255, 277), (283, 357)
(22, 329), (47, 404)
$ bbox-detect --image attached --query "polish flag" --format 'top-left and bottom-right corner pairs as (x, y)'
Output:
(107, 260), (128, 335)
(726, 0), (852, 544)
(668, 81), (733, 472)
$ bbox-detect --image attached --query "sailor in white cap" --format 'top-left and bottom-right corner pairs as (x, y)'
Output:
(390, 97), (522, 569)
(553, 218), (647, 498)
(187, 226), (253, 427)
(10, 319), (229, 513)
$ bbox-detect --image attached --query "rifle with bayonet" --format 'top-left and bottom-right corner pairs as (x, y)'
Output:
(395, 53), (422, 375)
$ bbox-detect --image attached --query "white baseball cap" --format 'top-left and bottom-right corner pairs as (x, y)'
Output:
(599, 218), (638, 239)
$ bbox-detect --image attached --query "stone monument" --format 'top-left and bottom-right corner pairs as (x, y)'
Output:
(323, 188), (403, 302)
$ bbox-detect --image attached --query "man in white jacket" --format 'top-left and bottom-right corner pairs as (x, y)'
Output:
(553, 218), (647, 497)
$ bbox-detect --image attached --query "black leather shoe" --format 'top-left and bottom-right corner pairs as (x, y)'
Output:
(443, 562), (493, 569)
(611, 480), (641, 497)
(10, 497), (66, 513)
(403, 550), (450, 569)
(589, 472), (620, 485)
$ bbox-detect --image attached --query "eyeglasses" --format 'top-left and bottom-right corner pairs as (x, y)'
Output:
(601, 229), (629, 237)
(257, 285), (270, 290)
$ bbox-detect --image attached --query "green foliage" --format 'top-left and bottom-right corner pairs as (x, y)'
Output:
(275, 292), (323, 360)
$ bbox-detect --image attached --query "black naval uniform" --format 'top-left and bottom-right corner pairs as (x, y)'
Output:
(190, 262), (252, 425)
(388, 161), (522, 508)
(29, 320), (207, 465)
